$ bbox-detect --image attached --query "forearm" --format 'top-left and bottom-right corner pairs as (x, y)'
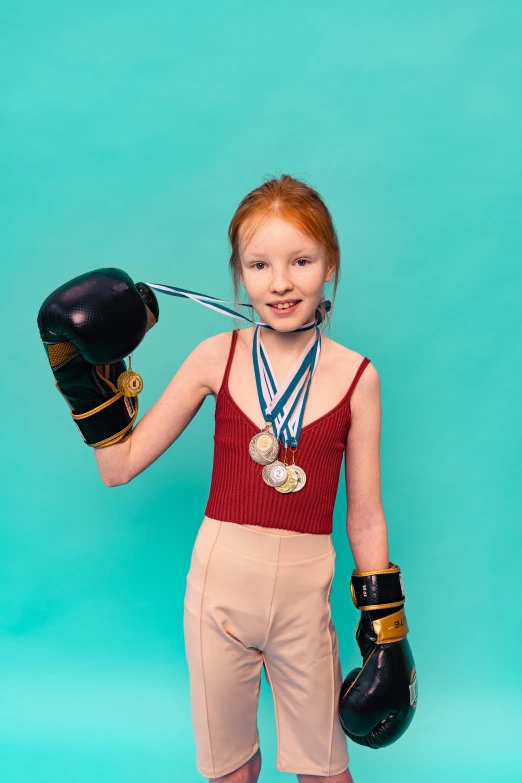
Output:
(346, 511), (390, 572)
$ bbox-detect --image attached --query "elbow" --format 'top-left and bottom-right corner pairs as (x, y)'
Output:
(102, 479), (120, 488)
(101, 477), (119, 488)
(94, 440), (133, 487)
(101, 471), (131, 488)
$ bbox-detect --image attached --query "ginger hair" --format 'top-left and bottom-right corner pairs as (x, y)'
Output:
(228, 174), (340, 335)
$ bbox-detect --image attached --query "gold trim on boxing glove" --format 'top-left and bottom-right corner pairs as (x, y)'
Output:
(90, 398), (138, 448)
(372, 607), (409, 644)
(47, 340), (78, 367)
(119, 428), (133, 443)
(356, 600), (405, 611)
(352, 562), (400, 577)
(71, 391), (124, 420)
(96, 365), (122, 395)
(341, 645), (378, 699)
(350, 579), (358, 609)
(145, 304), (157, 330)
(91, 420), (135, 448)
(68, 366), (140, 446)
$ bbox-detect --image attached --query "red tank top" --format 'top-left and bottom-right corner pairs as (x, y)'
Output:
(204, 329), (371, 534)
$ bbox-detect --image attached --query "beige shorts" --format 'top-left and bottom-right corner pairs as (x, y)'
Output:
(183, 515), (349, 778)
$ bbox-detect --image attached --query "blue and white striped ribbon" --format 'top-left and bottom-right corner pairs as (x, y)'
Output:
(253, 324), (321, 448)
(146, 281), (327, 447)
(144, 282), (331, 332)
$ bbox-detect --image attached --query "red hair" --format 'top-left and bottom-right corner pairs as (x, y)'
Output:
(228, 174), (340, 334)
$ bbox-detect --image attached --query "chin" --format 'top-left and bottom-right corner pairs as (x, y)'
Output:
(266, 308), (316, 328)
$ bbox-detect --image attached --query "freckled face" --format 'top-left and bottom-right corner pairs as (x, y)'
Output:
(238, 217), (334, 330)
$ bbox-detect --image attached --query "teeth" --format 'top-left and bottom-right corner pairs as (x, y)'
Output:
(273, 301), (298, 309)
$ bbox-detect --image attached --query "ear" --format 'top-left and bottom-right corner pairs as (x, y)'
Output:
(324, 262), (335, 284)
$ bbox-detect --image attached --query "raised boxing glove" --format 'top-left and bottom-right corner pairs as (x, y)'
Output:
(37, 268), (159, 447)
(338, 562), (418, 748)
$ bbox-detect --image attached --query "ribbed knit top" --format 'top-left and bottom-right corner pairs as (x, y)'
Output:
(204, 329), (371, 534)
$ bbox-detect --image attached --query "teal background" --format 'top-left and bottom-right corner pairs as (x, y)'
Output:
(2, 1), (521, 781)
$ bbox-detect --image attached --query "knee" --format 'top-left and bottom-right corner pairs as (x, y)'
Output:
(248, 748), (261, 782)
(211, 748), (262, 783)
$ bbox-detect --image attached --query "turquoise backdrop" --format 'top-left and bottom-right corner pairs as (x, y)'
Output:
(2, 1), (521, 781)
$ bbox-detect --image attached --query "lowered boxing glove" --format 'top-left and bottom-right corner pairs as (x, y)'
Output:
(338, 562), (418, 748)
(37, 267), (159, 447)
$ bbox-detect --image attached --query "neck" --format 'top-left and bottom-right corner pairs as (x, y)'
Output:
(258, 321), (318, 359)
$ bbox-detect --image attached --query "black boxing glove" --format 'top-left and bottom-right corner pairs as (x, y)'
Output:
(338, 562), (418, 748)
(37, 268), (159, 448)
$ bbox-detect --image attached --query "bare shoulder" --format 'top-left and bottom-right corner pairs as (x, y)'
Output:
(322, 336), (380, 417)
(189, 330), (235, 397)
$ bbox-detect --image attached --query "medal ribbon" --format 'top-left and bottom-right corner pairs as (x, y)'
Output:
(144, 282), (331, 332)
(253, 325), (321, 448)
(145, 281), (327, 449)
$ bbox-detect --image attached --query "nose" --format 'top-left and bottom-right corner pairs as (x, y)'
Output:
(269, 265), (294, 296)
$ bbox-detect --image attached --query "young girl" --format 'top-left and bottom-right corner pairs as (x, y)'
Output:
(95, 175), (384, 782)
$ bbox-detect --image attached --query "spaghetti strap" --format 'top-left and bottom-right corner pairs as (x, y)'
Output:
(346, 356), (371, 402)
(218, 329), (238, 397)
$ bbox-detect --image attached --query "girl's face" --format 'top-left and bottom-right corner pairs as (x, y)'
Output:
(239, 216), (334, 331)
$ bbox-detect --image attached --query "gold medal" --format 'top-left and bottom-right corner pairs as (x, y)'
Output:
(256, 433), (273, 452)
(249, 426), (280, 465)
(117, 355), (144, 397)
(274, 468), (298, 493)
(288, 464), (306, 492)
(286, 446), (306, 492)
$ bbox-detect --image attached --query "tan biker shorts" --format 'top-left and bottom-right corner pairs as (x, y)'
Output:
(183, 515), (349, 778)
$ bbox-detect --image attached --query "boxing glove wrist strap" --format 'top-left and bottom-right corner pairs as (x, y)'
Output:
(90, 414), (136, 448)
(350, 561), (405, 611)
(71, 390), (125, 419)
(69, 386), (138, 447)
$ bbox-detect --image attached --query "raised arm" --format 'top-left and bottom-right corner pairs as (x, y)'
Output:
(96, 334), (223, 486)
(37, 267), (229, 489)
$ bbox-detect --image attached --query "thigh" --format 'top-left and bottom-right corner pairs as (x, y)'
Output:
(263, 548), (349, 777)
(183, 527), (266, 779)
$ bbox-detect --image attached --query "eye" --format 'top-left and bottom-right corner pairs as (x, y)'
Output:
(296, 258), (310, 266)
(252, 262), (266, 270)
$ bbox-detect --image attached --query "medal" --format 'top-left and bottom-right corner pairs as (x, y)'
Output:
(145, 282), (330, 497)
(287, 447), (307, 492)
(274, 467), (298, 494)
(262, 460), (288, 487)
(288, 465), (306, 491)
(249, 425), (280, 465)
(117, 354), (144, 397)
(249, 325), (322, 494)
(270, 446), (302, 493)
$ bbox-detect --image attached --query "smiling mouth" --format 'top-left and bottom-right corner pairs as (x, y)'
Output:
(268, 300), (302, 310)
